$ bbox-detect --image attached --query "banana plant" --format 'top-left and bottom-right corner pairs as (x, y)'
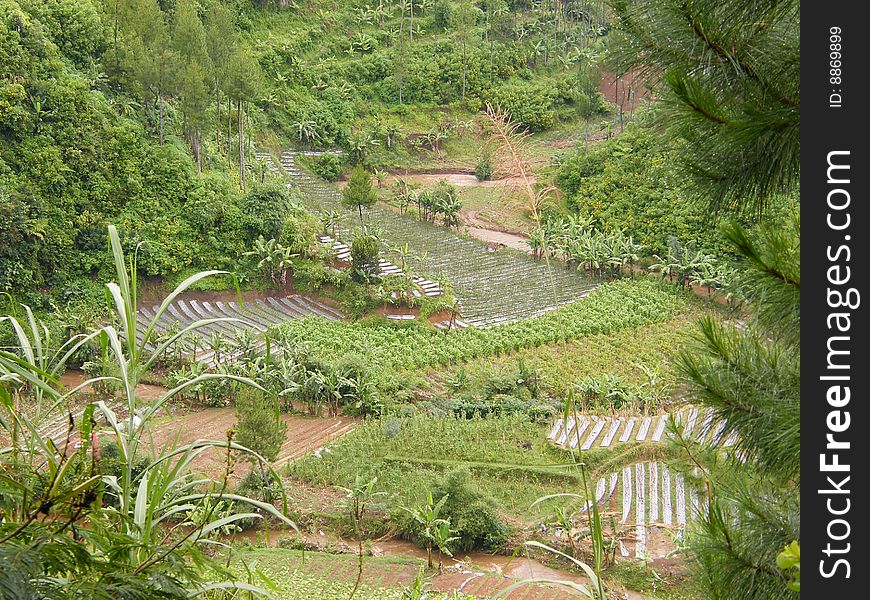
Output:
(402, 492), (451, 569)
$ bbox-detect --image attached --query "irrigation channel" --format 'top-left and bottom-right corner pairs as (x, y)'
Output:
(263, 151), (597, 327)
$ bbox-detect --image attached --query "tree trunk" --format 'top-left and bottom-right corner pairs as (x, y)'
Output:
(215, 84), (221, 148)
(227, 97), (232, 167)
(462, 42), (468, 98)
(489, 16), (494, 81)
(158, 97), (165, 145)
(238, 99), (246, 191)
(195, 131), (203, 173)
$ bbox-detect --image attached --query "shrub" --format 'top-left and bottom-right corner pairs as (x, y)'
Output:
(475, 154), (493, 181)
(527, 403), (557, 423)
(237, 467), (284, 505)
(383, 418), (402, 438)
(234, 387), (287, 463)
(428, 467), (509, 553)
(487, 80), (557, 131)
(349, 235), (380, 282)
(237, 183), (293, 241)
(310, 153), (343, 182)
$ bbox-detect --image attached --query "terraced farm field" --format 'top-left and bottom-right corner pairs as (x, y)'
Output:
(150, 408), (357, 476)
(270, 152), (597, 327)
(233, 547), (610, 600)
(547, 407), (738, 451)
(135, 294), (343, 365)
(549, 409), (718, 558)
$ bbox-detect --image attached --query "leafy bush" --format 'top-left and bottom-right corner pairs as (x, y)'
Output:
(238, 184), (294, 241)
(350, 235), (380, 282)
(487, 80), (558, 131)
(450, 394), (530, 419)
(475, 154), (494, 181)
(310, 153), (343, 182)
(574, 373), (668, 413)
(423, 467), (509, 553)
(556, 127), (724, 255)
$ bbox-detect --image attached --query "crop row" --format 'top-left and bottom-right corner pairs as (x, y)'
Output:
(279, 151), (597, 325)
(274, 279), (687, 372)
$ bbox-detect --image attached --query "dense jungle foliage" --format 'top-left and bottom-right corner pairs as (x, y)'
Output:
(1, 0), (612, 308)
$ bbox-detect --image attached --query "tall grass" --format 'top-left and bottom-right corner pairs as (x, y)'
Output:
(0, 225), (298, 597)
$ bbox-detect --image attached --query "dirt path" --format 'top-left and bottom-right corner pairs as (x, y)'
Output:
(465, 226), (533, 253)
(461, 210), (534, 253)
(382, 173), (535, 189)
(342, 172), (535, 189)
(150, 408), (357, 476)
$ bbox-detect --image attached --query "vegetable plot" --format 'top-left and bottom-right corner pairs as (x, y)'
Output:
(275, 280), (686, 372)
(279, 151), (597, 326)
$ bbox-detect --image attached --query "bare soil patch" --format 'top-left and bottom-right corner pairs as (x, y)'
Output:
(149, 408), (357, 477)
(599, 69), (652, 113)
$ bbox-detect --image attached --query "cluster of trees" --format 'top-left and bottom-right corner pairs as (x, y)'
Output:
(0, 0), (295, 304)
(105, 0), (263, 183)
(532, 215), (645, 277)
(1, 0), (616, 301)
(392, 178), (462, 227)
(555, 127), (725, 256)
(258, 0), (610, 151)
(532, 214), (737, 295)
(649, 237), (736, 295)
(166, 331), (383, 417)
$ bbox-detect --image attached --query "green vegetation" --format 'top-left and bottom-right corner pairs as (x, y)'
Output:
(0, 227), (295, 596)
(0, 0), (282, 304)
(556, 127), (720, 255)
(435, 307), (709, 402)
(1, 0), (800, 597)
(277, 279), (687, 374)
(291, 414), (583, 518)
(235, 387), (288, 462)
(611, 0), (800, 597)
(231, 547), (473, 599)
(342, 165), (378, 226)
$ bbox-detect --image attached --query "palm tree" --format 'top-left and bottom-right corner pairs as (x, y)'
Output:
(403, 493), (451, 569)
(292, 120), (321, 146)
(347, 130), (380, 163)
(244, 236), (297, 285)
(373, 168), (388, 188)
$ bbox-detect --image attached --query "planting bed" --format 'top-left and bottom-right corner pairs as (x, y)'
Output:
(276, 151), (598, 327)
(135, 294), (343, 365)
